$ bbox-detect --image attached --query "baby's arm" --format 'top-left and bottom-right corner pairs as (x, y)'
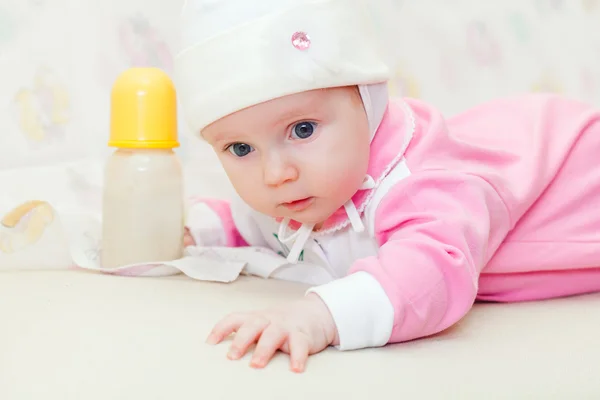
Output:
(309, 170), (512, 350)
(185, 197), (249, 247)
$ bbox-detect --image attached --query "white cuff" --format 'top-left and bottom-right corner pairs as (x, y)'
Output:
(307, 271), (394, 351)
(185, 202), (227, 247)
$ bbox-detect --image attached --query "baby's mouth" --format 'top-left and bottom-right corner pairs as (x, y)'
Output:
(280, 197), (314, 212)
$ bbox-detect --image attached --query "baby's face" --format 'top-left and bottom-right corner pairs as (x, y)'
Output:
(202, 86), (371, 226)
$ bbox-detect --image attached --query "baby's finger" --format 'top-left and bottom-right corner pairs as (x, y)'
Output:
(206, 313), (248, 345)
(288, 332), (310, 373)
(250, 325), (287, 369)
(228, 317), (270, 360)
(183, 228), (196, 247)
(183, 236), (195, 247)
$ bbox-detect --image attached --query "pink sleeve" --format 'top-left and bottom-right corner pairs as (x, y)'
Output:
(363, 171), (510, 341)
(309, 171), (511, 350)
(186, 197), (248, 247)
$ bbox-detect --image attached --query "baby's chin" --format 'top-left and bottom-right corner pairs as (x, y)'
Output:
(270, 213), (324, 225)
(274, 210), (334, 227)
(252, 202), (338, 226)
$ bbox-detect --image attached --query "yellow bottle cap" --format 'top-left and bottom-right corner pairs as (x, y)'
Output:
(109, 67), (179, 148)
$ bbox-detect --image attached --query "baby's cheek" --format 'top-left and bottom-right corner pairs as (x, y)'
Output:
(340, 167), (364, 193)
(225, 165), (258, 197)
(317, 163), (362, 199)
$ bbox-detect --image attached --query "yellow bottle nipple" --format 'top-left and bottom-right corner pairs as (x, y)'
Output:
(109, 67), (179, 149)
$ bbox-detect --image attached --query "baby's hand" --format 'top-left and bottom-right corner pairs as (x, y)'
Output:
(206, 293), (338, 373)
(183, 227), (195, 247)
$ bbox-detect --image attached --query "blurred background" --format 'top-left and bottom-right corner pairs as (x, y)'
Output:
(0, 0), (599, 267)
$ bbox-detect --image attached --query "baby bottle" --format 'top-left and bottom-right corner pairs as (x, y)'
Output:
(101, 67), (184, 269)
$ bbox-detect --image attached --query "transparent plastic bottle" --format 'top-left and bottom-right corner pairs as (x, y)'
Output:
(101, 67), (184, 269)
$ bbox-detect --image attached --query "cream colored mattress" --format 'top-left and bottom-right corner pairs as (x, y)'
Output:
(1, 270), (598, 399)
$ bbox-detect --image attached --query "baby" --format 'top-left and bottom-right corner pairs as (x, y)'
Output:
(175, 0), (600, 373)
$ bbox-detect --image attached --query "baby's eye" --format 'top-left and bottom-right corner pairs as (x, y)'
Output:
(291, 121), (317, 140)
(228, 143), (254, 157)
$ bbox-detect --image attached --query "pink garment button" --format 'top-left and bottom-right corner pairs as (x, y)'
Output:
(291, 31), (311, 50)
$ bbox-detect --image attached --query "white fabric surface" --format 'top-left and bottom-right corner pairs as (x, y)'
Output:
(1, 270), (599, 399)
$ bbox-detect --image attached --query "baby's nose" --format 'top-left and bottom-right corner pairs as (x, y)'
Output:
(263, 153), (298, 187)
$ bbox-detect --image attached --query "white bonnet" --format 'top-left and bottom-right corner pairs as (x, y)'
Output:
(174, 0), (403, 135)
